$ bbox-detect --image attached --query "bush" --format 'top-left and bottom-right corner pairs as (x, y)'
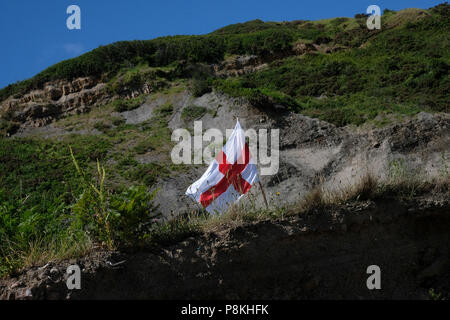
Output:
(112, 117), (126, 126)
(191, 77), (212, 97)
(70, 149), (159, 248)
(109, 186), (159, 244)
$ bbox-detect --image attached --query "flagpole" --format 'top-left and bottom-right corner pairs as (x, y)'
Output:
(258, 181), (269, 210)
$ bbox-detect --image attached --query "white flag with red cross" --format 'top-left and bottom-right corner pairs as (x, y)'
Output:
(186, 120), (259, 214)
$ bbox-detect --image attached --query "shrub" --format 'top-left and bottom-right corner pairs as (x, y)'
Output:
(191, 77), (212, 97)
(0, 120), (20, 137)
(109, 186), (159, 244)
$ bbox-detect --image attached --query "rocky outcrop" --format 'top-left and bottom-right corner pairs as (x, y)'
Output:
(213, 55), (268, 77)
(0, 77), (111, 132)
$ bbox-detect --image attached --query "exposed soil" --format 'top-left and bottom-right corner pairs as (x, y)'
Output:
(1, 193), (448, 300)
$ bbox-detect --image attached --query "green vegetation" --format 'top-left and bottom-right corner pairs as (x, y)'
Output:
(0, 133), (178, 276)
(105, 63), (170, 95)
(70, 149), (160, 247)
(0, 136), (109, 276)
(213, 6), (449, 125)
(0, 91), (185, 276)
(1, 128), (448, 277)
(112, 95), (146, 112)
(191, 77), (212, 97)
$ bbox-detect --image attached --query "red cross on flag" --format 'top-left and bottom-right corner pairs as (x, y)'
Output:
(186, 120), (259, 214)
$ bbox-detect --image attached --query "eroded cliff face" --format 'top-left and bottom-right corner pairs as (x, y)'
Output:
(1, 194), (448, 300)
(0, 77), (110, 130)
(0, 42), (338, 135)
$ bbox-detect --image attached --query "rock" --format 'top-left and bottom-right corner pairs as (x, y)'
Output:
(214, 55), (265, 77)
(50, 267), (59, 275)
(10, 282), (22, 289)
(292, 41), (316, 55)
(1, 77), (111, 130)
(46, 86), (62, 101)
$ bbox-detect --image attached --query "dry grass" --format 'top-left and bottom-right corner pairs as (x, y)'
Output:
(1, 234), (93, 277)
(186, 173), (381, 233)
(294, 172), (379, 214)
(287, 168), (448, 217)
(200, 205), (272, 233)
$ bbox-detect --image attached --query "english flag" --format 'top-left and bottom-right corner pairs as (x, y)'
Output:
(186, 120), (259, 214)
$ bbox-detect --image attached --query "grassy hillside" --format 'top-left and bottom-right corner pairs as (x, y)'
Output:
(214, 6), (449, 125)
(0, 3), (449, 277)
(1, 4), (449, 125)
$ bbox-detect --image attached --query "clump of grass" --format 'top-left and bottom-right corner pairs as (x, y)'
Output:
(70, 147), (113, 248)
(292, 173), (379, 214)
(380, 158), (449, 198)
(146, 213), (202, 246)
(0, 232), (92, 278)
(200, 206), (271, 233)
(297, 185), (329, 212)
(191, 77), (212, 97)
(181, 105), (208, 122)
(0, 119), (20, 137)
(112, 96), (146, 112)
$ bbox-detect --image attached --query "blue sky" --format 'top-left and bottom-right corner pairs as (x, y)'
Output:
(0, 0), (443, 89)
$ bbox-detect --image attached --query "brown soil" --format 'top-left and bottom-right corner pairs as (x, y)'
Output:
(1, 193), (449, 300)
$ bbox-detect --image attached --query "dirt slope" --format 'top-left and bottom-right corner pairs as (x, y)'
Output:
(1, 193), (448, 300)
